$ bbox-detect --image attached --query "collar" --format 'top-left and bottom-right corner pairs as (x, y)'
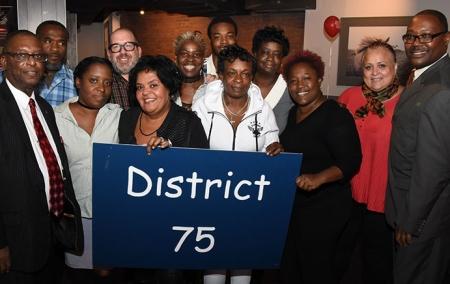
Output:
(51, 64), (73, 80)
(202, 80), (265, 118)
(414, 53), (448, 81)
(54, 96), (121, 123)
(205, 55), (217, 76)
(113, 70), (129, 82)
(6, 78), (37, 110)
(264, 74), (287, 109)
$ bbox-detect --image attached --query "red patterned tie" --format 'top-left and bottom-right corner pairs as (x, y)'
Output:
(406, 68), (416, 87)
(29, 98), (64, 217)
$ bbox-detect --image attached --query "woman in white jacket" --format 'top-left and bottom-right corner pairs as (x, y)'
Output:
(192, 45), (283, 284)
(193, 45), (282, 153)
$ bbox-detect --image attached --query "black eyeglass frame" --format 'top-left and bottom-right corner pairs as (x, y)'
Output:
(108, 42), (139, 53)
(402, 31), (447, 44)
(2, 52), (48, 63)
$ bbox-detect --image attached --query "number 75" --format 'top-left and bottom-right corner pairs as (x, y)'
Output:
(172, 226), (216, 253)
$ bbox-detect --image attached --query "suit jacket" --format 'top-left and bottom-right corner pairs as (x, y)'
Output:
(385, 55), (450, 241)
(0, 81), (82, 272)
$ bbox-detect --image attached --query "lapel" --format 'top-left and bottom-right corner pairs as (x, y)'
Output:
(396, 55), (450, 110)
(0, 81), (35, 154)
(35, 94), (70, 181)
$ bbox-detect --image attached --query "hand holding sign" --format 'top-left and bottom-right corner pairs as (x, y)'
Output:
(93, 144), (302, 269)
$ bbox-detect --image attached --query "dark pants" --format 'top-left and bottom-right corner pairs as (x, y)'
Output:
(336, 201), (393, 284)
(280, 189), (352, 284)
(0, 244), (64, 284)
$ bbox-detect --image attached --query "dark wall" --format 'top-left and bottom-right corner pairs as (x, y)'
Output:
(120, 10), (305, 60)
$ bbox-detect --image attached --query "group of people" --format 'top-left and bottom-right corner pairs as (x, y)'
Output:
(0, 8), (449, 284)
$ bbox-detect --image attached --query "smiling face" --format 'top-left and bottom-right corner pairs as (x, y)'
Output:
(107, 29), (142, 76)
(37, 24), (67, 71)
(210, 22), (237, 56)
(287, 62), (322, 107)
(1, 34), (45, 95)
(135, 70), (171, 116)
(404, 14), (450, 69)
(76, 63), (112, 109)
(219, 58), (253, 99)
(176, 39), (204, 79)
(255, 41), (283, 76)
(362, 47), (397, 91)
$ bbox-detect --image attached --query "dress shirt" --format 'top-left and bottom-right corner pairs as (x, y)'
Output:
(110, 71), (130, 110)
(55, 97), (122, 218)
(38, 64), (77, 107)
(7, 78), (63, 208)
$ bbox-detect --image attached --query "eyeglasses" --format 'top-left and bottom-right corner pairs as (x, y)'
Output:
(108, 42), (139, 53)
(3, 52), (47, 63)
(402, 32), (446, 44)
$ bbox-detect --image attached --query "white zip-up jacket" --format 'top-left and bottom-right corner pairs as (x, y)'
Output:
(192, 80), (279, 152)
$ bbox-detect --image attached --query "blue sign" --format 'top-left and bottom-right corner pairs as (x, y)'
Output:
(92, 143), (302, 269)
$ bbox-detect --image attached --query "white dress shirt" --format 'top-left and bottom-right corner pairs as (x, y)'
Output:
(7, 78), (63, 208)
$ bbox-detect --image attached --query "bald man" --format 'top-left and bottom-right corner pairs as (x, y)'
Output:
(107, 28), (142, 110)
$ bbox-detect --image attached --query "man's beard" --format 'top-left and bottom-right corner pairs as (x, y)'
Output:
(46, 61), (63, 72)
(112, 55), (139, 76)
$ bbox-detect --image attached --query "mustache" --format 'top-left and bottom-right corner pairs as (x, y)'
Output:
(408, 46), (427, 52)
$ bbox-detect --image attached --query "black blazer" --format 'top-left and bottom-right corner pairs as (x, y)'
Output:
(386, 55), (450, 240)
(0, 81), (82, 272)
(119, 101), (209, 149)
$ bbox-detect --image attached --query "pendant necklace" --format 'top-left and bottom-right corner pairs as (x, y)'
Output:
(138, 112), (158, 136)
(222, 95), (249, 124)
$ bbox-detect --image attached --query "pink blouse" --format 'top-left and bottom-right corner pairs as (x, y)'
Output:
(338, 86), (401, 213)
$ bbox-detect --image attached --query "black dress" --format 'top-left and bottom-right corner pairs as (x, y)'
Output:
(119, 101), (209, 149)
(280, 100), (362, 284)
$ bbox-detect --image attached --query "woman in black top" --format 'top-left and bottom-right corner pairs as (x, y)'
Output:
(118, 55), (208, 284)
(119, 55), (208, 150)
(279, 50), (362, 284)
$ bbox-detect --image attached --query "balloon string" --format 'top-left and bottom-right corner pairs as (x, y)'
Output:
(327, 42), (333, 97)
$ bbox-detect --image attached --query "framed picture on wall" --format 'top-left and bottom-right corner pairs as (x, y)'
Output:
(0, 6), (17, 70)
(337, 16), (412, 86)
(103, 16), (112, 57)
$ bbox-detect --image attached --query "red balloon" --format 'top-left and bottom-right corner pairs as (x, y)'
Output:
(324, 16), (340, 38)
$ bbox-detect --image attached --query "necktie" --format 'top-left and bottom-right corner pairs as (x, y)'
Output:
(406, 68), (416, 87)
(29, 98), (64, 217)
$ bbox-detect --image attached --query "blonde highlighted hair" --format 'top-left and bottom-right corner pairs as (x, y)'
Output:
(173, 31), (206, 55)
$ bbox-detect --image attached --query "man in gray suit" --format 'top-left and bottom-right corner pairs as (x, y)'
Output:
(385, 9), (450, 284)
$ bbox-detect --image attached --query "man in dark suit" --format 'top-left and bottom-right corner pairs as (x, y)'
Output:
(0, 30), (82, 283)
(385, 9), (450, 284)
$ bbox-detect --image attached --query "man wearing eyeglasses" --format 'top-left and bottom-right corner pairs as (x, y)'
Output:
(107, 28), (142, 110)
(0, 30), (82, 284)
(36, 20), (77, 107)
(386, 9), (450, 284)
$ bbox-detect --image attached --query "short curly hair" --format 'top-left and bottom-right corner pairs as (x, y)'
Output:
(128, 55), (183, 106)
(173, 31), (206, 56)
(282, 50), (325, 81)
(217, 45), (257, 76)
(252, 26), (290, 57)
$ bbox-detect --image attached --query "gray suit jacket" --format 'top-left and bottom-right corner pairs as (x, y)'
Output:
(385, 55), (450, 240)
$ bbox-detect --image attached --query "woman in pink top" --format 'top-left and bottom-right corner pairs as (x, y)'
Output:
(337, 38), (404, 284)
